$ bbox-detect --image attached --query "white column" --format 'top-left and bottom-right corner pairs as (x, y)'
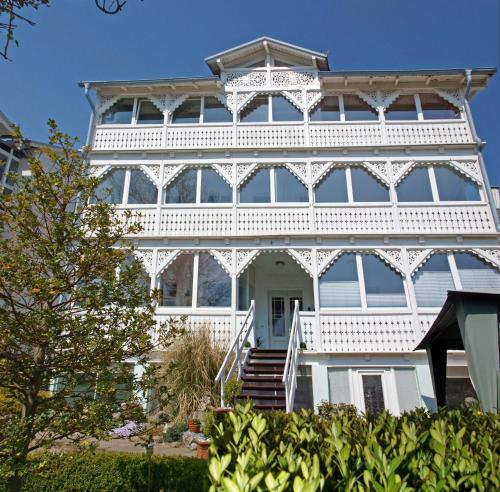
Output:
(311, 248), (322, 352)
(311, 364), (329, 409)
(231, 248), (238, 339)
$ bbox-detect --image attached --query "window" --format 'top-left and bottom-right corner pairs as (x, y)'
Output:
(93, 168), (158, 205)
(343, 94), (378, 121)
(314, 168), (348, 203)
(351, 167), (389, 202)
(240, 94), (303, 122)
(319, 254), (360, 308)
(160, 254), (194, 306)
(203, 96), (232, 123)
(454, 253), (500, 290)
(362, 374), (385, 415)
(165, 167), (231, 204)
(362, 255), (406, 307)
(101, 98), (135, 124)
(413, 254), (455, 308)
(396, 167), (433, 202)
(239, 167), (308, 203)
(434, 166), (480, 201)
(385, 95), (418, 121)
(159, 252), (232, 308)
(136, 99), (163, 124)
(172, 97), (201, 124)
(419, 93), (460, 120)
(171, 96), (232, 124)
(320, 253), (407, 308)
(309, 96), (340, 122)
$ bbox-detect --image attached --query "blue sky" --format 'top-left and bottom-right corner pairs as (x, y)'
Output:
(1, 0), (499, 182)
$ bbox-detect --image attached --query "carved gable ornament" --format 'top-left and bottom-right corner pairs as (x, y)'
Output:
(221, 69), (320, 92)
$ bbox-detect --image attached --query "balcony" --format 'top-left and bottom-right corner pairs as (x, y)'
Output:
(115, 202), (496, 238)
(92, 119), (473, 151)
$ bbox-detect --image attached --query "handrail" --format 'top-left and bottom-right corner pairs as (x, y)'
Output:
(215, 300), (255, 407)
(282, 300), (300, 413)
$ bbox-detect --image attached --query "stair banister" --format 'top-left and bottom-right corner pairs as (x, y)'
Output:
(282, 300), (300, 412)
(215, 300), (255, 407)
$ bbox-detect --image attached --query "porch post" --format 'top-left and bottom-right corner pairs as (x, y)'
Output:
(231, 248), (237, 340)
(311, 248), (322, 352)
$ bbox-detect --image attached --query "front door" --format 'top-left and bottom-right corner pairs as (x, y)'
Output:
(268, 291), (303, 349)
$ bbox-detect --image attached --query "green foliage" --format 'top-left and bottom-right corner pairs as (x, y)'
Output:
(163, 422), (188, 443)
(223, 376), (243, 407)
(208, 402), (500, 491)
(316, 400), (359, 420)
(0, 452), (208, 492)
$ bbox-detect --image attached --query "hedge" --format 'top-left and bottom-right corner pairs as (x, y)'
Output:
(208, 403), (500, 491)
(4, 452), (208, 492)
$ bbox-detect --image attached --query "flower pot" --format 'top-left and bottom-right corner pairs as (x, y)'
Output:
(195, 438), (210, 460)
(188, 419), (200, 433)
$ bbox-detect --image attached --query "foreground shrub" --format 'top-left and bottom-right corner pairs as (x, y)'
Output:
(209, 402), (500, 491)
(163, 422), (188, 442)
(0, 452), (207, 492)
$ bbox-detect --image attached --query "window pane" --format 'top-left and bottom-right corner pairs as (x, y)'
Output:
(136, 99), (163, 124)
(309, 96), (340, 122)
(413, 254), (454, 307)
(271, 95), (303, 122)
(319, 254), (360, 307)
(396, 167), (433, 202)
(127, 170), (158, 204)
(94, 168), (126, 204)
(172, 97), (201, 124)
(385, 95), (418, 121)
(200, 168), (231, 203)
(165, 168), (197, 204)
(240, 95), (269, 123)
(454, 253), (500, 290)
(275, 167), (308, 202)
(362, 255), (406, 307)
(101, 98), (134, 125)
(362, 375), (385, 415)
(420, 93), (460, 119)
(160, 254), (194, 306)
(351, 167), (389, 202)
(239, 168), (271, 203)
(434, 166), (480, 201)
(203, 96), (232, 123)
(343, 94), (378, 121)
(315, 168), (348, 203)
(197, 253), (231, 307)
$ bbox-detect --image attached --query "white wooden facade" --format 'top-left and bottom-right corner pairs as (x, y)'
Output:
(82, 38), (499, 413)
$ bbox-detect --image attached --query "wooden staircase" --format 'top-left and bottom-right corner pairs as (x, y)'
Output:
(236, 349), (287, 411)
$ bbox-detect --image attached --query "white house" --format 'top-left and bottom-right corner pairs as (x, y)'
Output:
(81, 37), (500, 414)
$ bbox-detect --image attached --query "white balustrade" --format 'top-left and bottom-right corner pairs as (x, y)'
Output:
(309, 122), (382, 147)
(167, 125), (233, 149)
(298, 312), (318, 351)
(385, 120), (471, 146)
(315, 206), (395, 234)
(115, 207), (158, 236)
(237, 124), (306, 148)
(237, 206), (311, 235)
(160, 207), (233, 236)
(93, 125), (163, 150)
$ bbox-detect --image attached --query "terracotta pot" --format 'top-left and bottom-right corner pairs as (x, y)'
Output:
(195, 438), (210, 460)
(211, 407), (233, 414)
(188, 419), (200, 433)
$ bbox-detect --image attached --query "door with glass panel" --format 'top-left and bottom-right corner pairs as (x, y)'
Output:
(268, 291), (303, 349)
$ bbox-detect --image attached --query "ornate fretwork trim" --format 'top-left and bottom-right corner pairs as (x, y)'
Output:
(374, 249), (405, 276)
(288, 249), (314, 277)
(407, 249), (434, 276)
(391, 161), (416, 185)
(96, 94), (121, 116)
(284, 163), (308, 185)
(449, 160), (482, 184)
(312, 161), (390, 187)
(89, 165), (110, 179)
(356, 90), (400, 110)
(236, 163), (259, 186)
(225, 92), (258, 113)
(134, 249), (154, 275)
(215, 92), (232, 113)
(435, 88), (465, 109)
(139, 164), (162, 187)
(317, 249), (342, 276)
(311, 162), (331, 185)
(471, 249), (500, 270)
(363, 161), (390, 186)
(282, 90), (304, 111)
(236, 249), (260, 276)
(210, 249), (233, 274)
(163, 164), (184, 186)
(306, 90), (323, 111)
(156, 249), (180, 275)
(212, 163), (234, 185)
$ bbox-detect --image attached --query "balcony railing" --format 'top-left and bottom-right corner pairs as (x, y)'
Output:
(115, 202), (496, 238)
(92, 119), (473, 151)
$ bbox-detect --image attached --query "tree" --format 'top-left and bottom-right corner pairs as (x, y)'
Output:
(0, 0), (141, 60)
(0, 121), (175, 492)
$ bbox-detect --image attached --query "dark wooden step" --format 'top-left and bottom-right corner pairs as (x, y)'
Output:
(251, 349), (287, 354)
(242, 383), (285, 391)
(244, 367), (284, 375)
(241, 375), (283, 383)
(249, 352), (287, 360)
(238, 392), (286, 400)
(254, 403), (286, 410)
(246, 361), (285, 368)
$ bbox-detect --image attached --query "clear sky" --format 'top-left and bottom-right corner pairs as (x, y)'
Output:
(1, 0), (499, 182)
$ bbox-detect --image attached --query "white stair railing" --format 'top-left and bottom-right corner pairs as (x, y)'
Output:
(283, 300), (300, 413)
(215, 300), (255, 407)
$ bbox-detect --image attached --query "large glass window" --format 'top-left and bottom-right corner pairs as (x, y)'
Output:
(309, 96), (340, 122)
(434, 167), (480, 201)
(240, 95), (269, 123)
(94, 168), (126, 204)
(419, 93), (460, 120)
(274, 167), (308, 202)
(385, 95), (418, 121)
(197, 253), (231, 307)
(314, 168), (348, 203)
(101, 98), (135, 125)
(240, 94), (304, 122)
(165, 169), (197, 204)
(160, 254), (194, 306)
(319, 254), (360, 308)
(203, 96), (232, 123)
(413, 254), (454, 308)
(271, 95), (303, 122)
(136, 99), (163, 124)
(396, 167), (433, 202)
(362, 255), (407, 307)
(351, 167), (389, 202)
(172, 97), (201, 124)
(200, 169), (232, 203)
(239, 168), (270, 203)
(454, 253), (500, 290)
(343, 94), (378, 121)
(127, 170), (158, 204)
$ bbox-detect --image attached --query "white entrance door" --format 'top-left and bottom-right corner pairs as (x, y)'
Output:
(268, 291), (303, 349)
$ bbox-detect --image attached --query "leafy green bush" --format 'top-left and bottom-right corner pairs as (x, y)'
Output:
(208, 402), (500, 491)
(317, 400), (359, 420)
(163, 422), (188, 442)
(0, 452), (208, 492)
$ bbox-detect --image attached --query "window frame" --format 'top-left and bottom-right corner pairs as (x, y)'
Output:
(157, 251), (232, 310)
(170, 96), (233, 126)
(351, 368), (400, 415)
(238, 94), (305, 124)
(99, 97), (165, 126)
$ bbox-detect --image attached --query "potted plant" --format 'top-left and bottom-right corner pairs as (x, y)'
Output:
(194, 436), (210, 459)
(244, 341), (251, 349)
(299, 341), (307, 350)
(187, 417), (201, 433)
